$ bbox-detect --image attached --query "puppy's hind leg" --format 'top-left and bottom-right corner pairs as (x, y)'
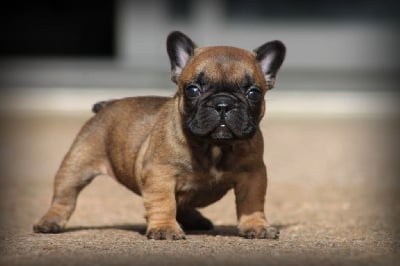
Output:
(33, 146), (108, 233)
(177, 209), (214, 231)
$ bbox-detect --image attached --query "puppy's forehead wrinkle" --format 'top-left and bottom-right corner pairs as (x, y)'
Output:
(181, 46), (267, 91)
(193, 61), (254, 89)
(241, 74), (255, 88)
(193, 71), (207, 86)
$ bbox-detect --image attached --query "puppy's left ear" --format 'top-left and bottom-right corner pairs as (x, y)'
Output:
(167, 31), (197, 84)
(254, 41), (286, 88)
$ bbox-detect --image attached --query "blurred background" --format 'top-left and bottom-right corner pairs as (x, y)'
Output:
(0, 2), (399, 263)
(0, 0), (399, 116)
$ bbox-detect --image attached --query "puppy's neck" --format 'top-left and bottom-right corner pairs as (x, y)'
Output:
(187, 140), (236, 172)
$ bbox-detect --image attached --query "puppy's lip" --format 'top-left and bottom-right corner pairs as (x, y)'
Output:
(211, 124), (233, 140)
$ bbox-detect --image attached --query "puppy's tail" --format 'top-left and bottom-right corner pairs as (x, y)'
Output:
(92, 100), (115, 113)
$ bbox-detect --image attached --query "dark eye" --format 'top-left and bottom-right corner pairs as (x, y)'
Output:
(185, 84), (201, 98)
(247, 87), (262, 102)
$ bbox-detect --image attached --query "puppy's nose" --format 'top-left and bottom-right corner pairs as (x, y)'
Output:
(216, 102), (232, 113)
(211, 93), (236, 113)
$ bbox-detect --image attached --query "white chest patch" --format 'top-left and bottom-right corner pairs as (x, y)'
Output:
(179, 146), (226, 192)
(210, 146), (224, 181)
(210, 166), (224, 180)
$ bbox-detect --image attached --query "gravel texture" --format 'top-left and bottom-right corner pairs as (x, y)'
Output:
(0, 113), (399, 265)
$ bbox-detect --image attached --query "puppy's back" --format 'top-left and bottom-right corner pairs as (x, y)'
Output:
(92, 96), (170, 114)
(88, 96), (172, 191)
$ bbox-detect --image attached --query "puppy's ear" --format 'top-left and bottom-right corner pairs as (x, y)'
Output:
(167, 31), (197, 84)
(254, 41), (286, 89)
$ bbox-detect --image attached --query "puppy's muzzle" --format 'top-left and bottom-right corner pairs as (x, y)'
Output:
(208, 93), (238, 140)
(209, 93), (236, 115)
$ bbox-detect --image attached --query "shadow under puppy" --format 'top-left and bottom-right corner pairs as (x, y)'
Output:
(34, 31), (286, 240)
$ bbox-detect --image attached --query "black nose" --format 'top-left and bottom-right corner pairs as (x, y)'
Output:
(212, 93), (236, 113)
(216, 102), (232, 113)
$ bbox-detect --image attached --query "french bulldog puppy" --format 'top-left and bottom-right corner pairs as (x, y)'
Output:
(34, 31), (286, 240)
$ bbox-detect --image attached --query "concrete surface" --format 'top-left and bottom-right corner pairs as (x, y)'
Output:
(0, 113), (399, 265)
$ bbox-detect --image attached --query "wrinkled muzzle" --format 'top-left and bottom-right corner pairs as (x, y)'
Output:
(186, 93), (257, 141)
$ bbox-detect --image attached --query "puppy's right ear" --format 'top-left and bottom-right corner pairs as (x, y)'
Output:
(167, 31), (197, 84)
(254, 40), (286, 89)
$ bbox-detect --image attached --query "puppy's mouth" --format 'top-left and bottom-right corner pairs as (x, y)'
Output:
(210, 124), (233, 140)
(187, 118), (256, 142)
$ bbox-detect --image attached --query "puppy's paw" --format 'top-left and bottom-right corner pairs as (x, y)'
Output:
(239, 226), (279, 239)
(33, 216), (66, 233)
(146, 224), (186, 240)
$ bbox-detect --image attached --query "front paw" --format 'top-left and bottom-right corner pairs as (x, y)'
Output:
(146, 224), (186, 240)
(239, 226), (279, 239)
(33, 215), (66, 234)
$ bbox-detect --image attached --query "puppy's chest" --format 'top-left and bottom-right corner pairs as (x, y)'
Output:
(176, 147), (234, 207)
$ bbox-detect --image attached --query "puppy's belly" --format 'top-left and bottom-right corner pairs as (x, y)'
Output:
(176, 180), (233, 208)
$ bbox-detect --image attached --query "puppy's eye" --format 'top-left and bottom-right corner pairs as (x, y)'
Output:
(246, 87), (262, 102)
(184, 84), (201, 98)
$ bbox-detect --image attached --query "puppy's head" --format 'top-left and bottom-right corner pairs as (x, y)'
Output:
(167, 31), (285, 143)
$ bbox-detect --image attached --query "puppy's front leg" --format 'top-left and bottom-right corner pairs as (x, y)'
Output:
(234, 166), (279, 239)
(141, 167), (185, 240)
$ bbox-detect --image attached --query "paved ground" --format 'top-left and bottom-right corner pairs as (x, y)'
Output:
(0, 112), (399, 265)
